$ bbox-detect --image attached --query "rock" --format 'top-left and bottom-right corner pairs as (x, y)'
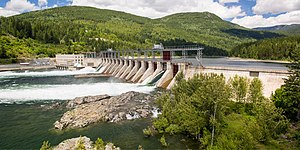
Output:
(55, 91), (156, 130)
(53, 136), (120, 150)
(41, 102), (64, 110)
(105, 143), (120, 150)
(54, 121), (63, 130)
(66, 94), (110, 109)
(54, 136), (93, 150)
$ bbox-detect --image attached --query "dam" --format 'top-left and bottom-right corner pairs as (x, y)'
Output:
(57, 46), (290, 97)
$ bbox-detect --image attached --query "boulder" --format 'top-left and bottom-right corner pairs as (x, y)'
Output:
(66, 94), (110, 109)
(54, 136), (93, 150)
(55, 91), (156, 130)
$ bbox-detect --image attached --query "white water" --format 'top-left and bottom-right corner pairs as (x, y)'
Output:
(141, 76), (152, 85)
(151, 107), (162, 118)
(0, 82), (155, 102)
(98, 66), (107, 73)
(0, 67), (97, 79)
(0, 69), (156, 103)
(126, 112), (141, 120)
(148, 70), (165, 84)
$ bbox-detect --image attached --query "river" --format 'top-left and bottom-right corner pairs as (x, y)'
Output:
(0, 69), (198, 149)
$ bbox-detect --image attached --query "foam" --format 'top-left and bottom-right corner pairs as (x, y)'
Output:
(0, 68), (97, 79)
(0, 82), (155, 102)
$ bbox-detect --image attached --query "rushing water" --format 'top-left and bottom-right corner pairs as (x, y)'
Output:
(0, 69), (155, 102)
(0, 69), (198, 149)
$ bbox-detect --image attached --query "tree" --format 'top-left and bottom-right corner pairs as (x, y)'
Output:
(248, 78), (264, 105)
(154, 73), (231, 145)
(229, 75), (249, 103)
(273, 48), (300, 121)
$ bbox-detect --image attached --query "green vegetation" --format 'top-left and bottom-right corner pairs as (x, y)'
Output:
(273, 50), (300, 121)
(0, 6), (284, 62)
(0, 35), (72, 62)
(142, 126), (153, 137)
(160, 135), (168, 147)
(40, 137), (112, 150)
(40, 141), (51, 150)
(94, 138), (105, 150)
(231, 36), (300, 60)
(76, 137), (86, 150)
(152, 72), (294, 149)
(254, 24), (300, 36)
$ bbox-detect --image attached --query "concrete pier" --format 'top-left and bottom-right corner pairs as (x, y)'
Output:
(131, 61), (147, 82)
(167, 63), (187, 89)
(120, 60), (133, 79)
(157, 62), (174, 88)
(112, 60), (124, 76)
(116, 60), (128, 78)
(147, 62), (163, 83)
(138, 61), (154, 83)
(126, 60), (140, 80)
(103, 59), (113, 73)
(108, 59), (120, 74)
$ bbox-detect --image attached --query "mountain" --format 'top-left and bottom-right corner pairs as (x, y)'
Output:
(0, 6), (284, 60)
(254, 24), (300, 35)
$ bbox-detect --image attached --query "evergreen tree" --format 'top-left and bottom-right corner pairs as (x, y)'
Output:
(273, 48), (300, 121)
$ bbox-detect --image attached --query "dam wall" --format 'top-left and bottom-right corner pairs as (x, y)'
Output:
(185, 66), (289, 97)
(83, 47), (289, 98)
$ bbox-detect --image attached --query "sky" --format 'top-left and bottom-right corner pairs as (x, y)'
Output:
(0, 0), (299, 28)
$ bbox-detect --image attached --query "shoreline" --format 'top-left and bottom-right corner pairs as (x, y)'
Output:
(0, 65), (56, 72)
(229, 57), (290, 64)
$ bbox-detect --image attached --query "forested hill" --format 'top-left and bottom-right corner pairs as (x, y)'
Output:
(0, 6), (283, 60)
(231, 36), (300, 60)
(254, 24), (300, 35)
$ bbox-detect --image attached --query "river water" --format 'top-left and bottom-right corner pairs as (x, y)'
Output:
(0, 69), (198, 149)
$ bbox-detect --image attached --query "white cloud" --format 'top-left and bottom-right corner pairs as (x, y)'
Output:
(219, 0), (239, 5)
(70, 0), (245, 19)
(5, 0), (36, 12)
(0, 0), (52, 17)
(38, 0), (48, 7)
(0, 7), (20, 17)
(253, 0), (300, 15)
(232, 10), (300, 28)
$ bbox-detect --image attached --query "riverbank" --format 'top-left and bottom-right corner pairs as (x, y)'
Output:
(0, 64), (56, 72)
(229, 57), (291, 64)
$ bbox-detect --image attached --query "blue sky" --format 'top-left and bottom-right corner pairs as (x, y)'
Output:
(0, 0), (299, 28)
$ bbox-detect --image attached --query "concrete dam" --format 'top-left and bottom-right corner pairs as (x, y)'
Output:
(60, 46), (290, 97)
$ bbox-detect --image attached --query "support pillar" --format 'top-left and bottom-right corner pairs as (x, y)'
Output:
(131, 61), (147, 82)
(138, 61), (154, 83)
(156, 62), (173, 88)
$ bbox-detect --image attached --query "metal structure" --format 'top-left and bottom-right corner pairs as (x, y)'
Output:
(98, 45), (203, 66)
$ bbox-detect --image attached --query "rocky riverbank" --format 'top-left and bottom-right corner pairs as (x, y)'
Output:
(54, 91), (159, 130)
(53, 136), (120, 150)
